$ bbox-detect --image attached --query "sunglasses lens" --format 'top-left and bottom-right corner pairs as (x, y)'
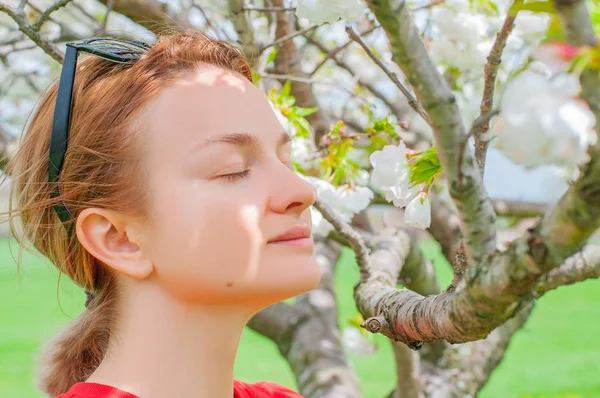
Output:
(78, 38), (151, 62)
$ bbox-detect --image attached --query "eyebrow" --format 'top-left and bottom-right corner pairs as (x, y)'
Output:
(191, 131), (292, 153)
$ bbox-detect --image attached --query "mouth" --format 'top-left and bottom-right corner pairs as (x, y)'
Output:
(267, 225), (314, 248)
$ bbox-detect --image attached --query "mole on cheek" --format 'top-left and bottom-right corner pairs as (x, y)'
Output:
(226, 282), (234, 288)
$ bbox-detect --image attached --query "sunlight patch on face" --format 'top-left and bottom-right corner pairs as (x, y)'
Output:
(240, 204), (262, 279)
(174, 67), (248, 92)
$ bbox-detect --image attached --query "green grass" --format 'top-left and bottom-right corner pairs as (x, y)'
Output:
(1, 237), (599, 397)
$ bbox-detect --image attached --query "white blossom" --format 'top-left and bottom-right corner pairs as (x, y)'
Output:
(295, 0), (366, 25)
(338, 185), (374, 215)
(341, 327), (376, 356)
(428, 2), (496, 71)
(300, 175), (374, 236)
(291, 137), (315, 170)
(493, 67), (597, 169)
(309, 206), (334, 237)
(431, 10), (488, 45)
(513, 11), (550, 42)
(369, 143), (415, 207)
(429, 37), (492, 70)
(354, 169), (370, 187)
(404, 193), (431, 229)
(368, 144), (430, 229)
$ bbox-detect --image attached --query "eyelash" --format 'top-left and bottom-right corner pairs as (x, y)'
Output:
(220, 157), (291, 182)
(221, 170), (251, 182)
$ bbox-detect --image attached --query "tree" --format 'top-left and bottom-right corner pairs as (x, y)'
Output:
(1, 0), (600, 396)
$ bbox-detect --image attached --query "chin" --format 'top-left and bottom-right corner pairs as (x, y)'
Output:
(251, 256), (322, 305)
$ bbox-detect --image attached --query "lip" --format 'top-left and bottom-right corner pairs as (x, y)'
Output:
(268, 225), (312, 244)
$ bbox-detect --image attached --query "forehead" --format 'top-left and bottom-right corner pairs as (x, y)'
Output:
(143, 67), (283, 153)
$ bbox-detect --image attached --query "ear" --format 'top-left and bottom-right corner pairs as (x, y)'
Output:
(75, 208), (153, 280)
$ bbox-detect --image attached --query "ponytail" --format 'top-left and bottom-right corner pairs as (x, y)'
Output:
(36, 279), (118, 396)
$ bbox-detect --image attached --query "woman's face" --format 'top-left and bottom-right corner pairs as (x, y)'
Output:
(138, 67), (320, 308)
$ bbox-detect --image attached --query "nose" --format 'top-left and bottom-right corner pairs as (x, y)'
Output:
(267, 161), (317, 215)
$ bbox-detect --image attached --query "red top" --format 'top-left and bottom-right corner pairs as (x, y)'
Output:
(55, 380), (303, 397)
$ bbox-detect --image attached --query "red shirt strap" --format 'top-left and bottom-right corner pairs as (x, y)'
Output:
(56, 382), (138, 397)
(55, 380), (303, 397)
(234, 380), (304, 397)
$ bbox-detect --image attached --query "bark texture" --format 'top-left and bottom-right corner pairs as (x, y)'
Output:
(365, 0), (497, 264)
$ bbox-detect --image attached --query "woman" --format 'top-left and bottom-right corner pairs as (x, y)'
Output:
(7, 30), (320, 397)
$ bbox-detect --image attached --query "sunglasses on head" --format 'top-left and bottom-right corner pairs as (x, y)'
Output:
(49, 38), (152, 234)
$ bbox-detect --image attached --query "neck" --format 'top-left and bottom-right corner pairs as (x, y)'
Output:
(86, 284), (255, 398)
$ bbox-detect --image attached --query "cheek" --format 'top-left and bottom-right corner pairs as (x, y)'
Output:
(147, 185), (265, 302)
(144, 183), (320, 305)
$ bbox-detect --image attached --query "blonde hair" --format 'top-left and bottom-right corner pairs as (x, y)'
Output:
(4, 29), (252, 396)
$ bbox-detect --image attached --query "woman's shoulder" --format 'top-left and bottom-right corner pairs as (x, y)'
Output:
(234, 380), (304, 398)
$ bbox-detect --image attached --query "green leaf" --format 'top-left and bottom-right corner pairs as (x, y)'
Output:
(509, 0), (556, 15)
(281, 80), (292, 98)
(409, 147), (443, 187)
(471, 0), (500, 15)
(569, 50), (594, 76)
(292, 161), (305, 174)
(542, 15), (565, 42)
(251, 70), (262, 83)
(293, 117), (312, 138)
(267, 47), (279, 65)
(295, 107), (318, 117)
(282, 96), (296, 107)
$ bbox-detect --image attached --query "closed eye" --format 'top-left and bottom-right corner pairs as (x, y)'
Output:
(221, 170), (251, 182)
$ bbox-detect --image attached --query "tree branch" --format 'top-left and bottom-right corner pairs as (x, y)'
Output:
(345, 24), (429, 124)
(32, 0), (73, 30)
(314, 198), (371, 282)
(260, 72), (372, 103)
(270, 0), (328, 146)
(391, 342), (421, 398)
(0, 2), (64, 63)
(309, 24), (377, 77)
(322, 163), (600, 346)
(228, 0), (260, 67)
(354, 209), (600, 345)
(428, 190), (462, 263)
(244, 6), (296, 12)
(535, 244), (600, 295)
(261, 23), (319, 52)
(96, 0), (193, 35)
(304, 31), (409, 120)
(101, 0), (114, 32)
(248, 302), (312, 343)
(471, 0), (522, 173)
(365, 0), (497, 264)
(191, 2), (229, 41)
(422, 302), (535, 397)
(553, 0), (597, 47)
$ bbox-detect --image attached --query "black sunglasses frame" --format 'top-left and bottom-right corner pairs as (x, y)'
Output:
(49, 38), (151, 234)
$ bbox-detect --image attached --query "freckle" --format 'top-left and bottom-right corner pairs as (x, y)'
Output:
(226, 282), (234, 288)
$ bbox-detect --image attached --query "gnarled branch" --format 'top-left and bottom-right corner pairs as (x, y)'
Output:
(365, 0), (497, 264)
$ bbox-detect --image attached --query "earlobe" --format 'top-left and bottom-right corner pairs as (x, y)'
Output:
(75, 208), (154, 280)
